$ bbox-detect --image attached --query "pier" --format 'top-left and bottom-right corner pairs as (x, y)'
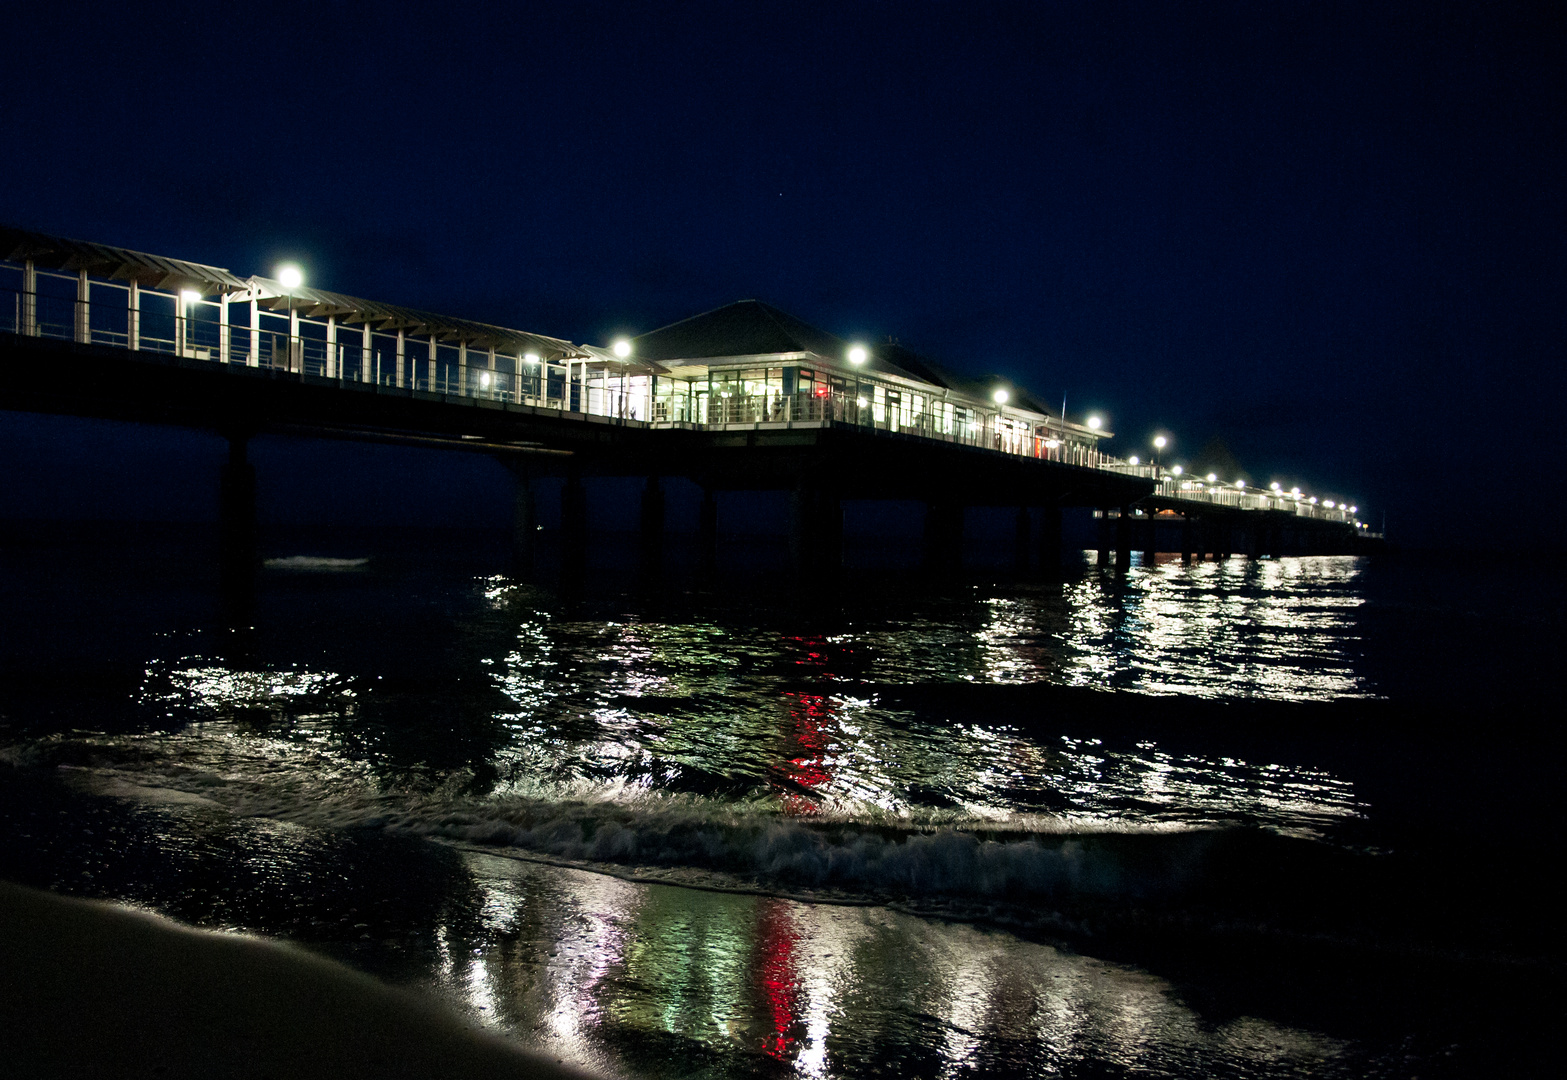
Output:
(1, 226), (1373, 576)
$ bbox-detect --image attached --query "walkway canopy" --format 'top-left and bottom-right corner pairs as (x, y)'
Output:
(1, 225), (587, 362)
(2, 225), (250, 294)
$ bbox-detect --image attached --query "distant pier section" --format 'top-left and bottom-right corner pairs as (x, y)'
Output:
(1, 226), (1376, 572)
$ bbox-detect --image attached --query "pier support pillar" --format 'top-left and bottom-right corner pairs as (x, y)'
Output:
(561, 469), (588, 580)
(1038, 503), (1063, 575)
(1013, 506), (1032, 574)
(1115, 506), (1132, 571)
(1095, 509), (1111, 568)
(793, 484), (843, 574)
(922, 499), (964, 575)
(510, 468), (536, 573)
(1141, 512), (1158, 566)
(219, 434), (257, 604)
(1181, 517), (1194, 564)
(639, 476), (665, 572)
(697, 487), (719, 570)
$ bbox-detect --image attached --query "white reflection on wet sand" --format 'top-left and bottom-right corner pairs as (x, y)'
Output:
(438, 851), (1348, 1078)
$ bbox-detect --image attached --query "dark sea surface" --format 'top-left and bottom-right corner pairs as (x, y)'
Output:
(1, 522), (1560, 1078)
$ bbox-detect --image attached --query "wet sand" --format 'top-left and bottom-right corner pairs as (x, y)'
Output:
(0, 880), (599, 1080)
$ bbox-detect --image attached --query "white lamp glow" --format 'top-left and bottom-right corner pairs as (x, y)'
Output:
(1087, 415), (1102, 430)
(612, 339), (632, 359)
(848, 345), (867, 365)
(276, 265), (303, 289)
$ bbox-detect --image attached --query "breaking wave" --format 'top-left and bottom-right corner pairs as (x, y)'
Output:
(262, 556), (370, 571)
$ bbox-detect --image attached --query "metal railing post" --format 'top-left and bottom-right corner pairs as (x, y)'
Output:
(128, 279), (140, 350)
(219, 293), (230, 363)
(76, 269), (90, 343)
(21, 260), (36, 336)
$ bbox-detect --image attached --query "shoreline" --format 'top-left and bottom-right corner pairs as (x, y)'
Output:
(0, 880), (600, 1080)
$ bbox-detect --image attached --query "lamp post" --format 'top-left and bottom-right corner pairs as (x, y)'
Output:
(178, 289), (201, 357)
(276, 264), (303, 372)
(992, 387), (1010, 452)
(524, 352), (540, 405)
(847, 345), (867, 424)
(612, 338), (632, 419)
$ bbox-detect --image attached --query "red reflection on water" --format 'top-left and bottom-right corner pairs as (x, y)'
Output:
(755, 898), (801, 1060)
(779, 690), (834, 816)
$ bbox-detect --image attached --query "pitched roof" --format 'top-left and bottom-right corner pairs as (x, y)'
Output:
(632, 299), (844, 362)
(633, 299), (938, 385)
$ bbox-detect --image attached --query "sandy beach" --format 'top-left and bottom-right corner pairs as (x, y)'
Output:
(0, 880), (599, 1080)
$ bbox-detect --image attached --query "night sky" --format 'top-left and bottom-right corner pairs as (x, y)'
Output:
(2, 1), (1562, 548)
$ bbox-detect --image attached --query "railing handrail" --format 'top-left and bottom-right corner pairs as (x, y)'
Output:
(0, 277), (1364, 528)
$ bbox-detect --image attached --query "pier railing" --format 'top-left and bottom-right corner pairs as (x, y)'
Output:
(0, 269), (1362, 528)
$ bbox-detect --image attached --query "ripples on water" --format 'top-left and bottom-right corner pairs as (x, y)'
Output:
(5, 541), (1543, 1078)
(101, 557), (1372, 841)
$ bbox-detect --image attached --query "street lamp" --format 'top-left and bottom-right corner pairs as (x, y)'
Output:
(1087, 415), (1102, 430)
(1206, 472), (1217, 483)
(1172, 464), (1184, 476)
(178, 289), (200, 356)
(845, 345), (868, 423)
(992, 388), (1009, 404)
(1128, 455), (1139, 465)
(612, 338), (631, 358)
(274, 265), (303, 372)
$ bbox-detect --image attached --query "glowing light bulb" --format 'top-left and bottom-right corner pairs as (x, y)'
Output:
(847, 345), (867, 365)
(524, 352), (540, 365)
(992, 388), (1009, 404)
(1128, 454), (1139, 465)
(1087, 416), (1102, 430)
(612, 339), (631, 359)
(1172, 464), (1184, 476)
(1153, 435), (1166, 449)
(276, 265), (303, 289)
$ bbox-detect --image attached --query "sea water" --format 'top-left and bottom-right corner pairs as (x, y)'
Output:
(1, 523), (1559, 1078)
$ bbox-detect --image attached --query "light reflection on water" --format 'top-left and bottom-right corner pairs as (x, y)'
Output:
(444, 850), (1349, 1079)
(111, 557), (1370, 838)
(0, 549), (1474, 1078)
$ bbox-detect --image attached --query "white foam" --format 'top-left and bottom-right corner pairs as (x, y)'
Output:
(263, 556), (370, 571)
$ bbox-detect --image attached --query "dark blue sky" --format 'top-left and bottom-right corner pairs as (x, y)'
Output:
(2, 1), (1562, 547)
